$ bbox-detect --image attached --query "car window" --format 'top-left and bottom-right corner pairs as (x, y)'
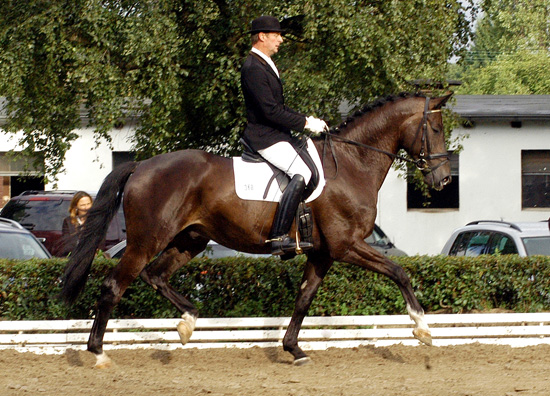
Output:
(523, 236), (550, 256)
(449, 231), (492, 256)
(0, 233), (50, 259)
(365, 227), (389, 246)
(486, 232), (518, 255)
(1, 199), (68, 231)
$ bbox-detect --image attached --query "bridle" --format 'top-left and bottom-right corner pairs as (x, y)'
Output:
(320, 96), (449, 174)
(414, 97), (449, 172)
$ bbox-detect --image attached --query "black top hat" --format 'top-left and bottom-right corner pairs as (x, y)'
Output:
(248, 16), (285, 34)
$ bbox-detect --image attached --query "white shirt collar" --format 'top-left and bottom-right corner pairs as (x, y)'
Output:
(251, 47), (280, 78)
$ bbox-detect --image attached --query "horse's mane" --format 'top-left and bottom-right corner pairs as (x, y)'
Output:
(331, 91), (426, 134)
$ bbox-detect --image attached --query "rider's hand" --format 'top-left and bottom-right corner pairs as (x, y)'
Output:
(305, 116), (329, 136)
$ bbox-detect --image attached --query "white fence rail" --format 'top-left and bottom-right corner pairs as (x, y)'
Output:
(2, 313), (550, 354)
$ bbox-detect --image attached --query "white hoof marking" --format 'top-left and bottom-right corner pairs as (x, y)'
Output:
(407, 304), (432, 346)
(94, 352), (112, 369)
(177, 312), (197, 345)
(293, 357), (312, 366)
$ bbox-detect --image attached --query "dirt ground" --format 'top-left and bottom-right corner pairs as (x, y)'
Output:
(1, 344), (549, 396)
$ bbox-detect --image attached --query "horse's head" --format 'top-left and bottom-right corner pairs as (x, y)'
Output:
(400, 93), (453, 191)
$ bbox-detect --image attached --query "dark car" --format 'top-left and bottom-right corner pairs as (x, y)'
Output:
(366, 224), (407, 256)
(105, 240), (271, 260)
(0, 217), (51, 259)
(0, 190), (126, 256)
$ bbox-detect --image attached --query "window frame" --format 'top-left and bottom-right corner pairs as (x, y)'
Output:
(521, 150), (550, 209)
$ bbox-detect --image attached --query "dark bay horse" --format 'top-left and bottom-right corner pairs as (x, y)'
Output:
(61, 92), (453, 368)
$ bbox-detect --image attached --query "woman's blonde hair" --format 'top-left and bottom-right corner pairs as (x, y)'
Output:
(69, 191), (92, 226)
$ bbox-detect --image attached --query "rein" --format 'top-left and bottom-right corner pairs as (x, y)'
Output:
(320, 97), (449, 174)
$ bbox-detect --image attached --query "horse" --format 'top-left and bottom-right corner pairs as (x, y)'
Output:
(61, 92), (453, 368)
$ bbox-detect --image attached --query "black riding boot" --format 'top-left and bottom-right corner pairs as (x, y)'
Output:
(269, 175), (313, 255)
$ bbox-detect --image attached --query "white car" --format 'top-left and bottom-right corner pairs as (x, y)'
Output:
(0, 217), (51, 260)
(441, 220), (550, 257)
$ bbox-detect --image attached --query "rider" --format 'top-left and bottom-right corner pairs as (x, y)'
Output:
(240, 15), (328, 255)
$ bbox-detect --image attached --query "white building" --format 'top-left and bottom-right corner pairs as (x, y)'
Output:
(2, 95), (549, 255)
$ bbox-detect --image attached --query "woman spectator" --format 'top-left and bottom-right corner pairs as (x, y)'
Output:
(54, 191), (92, 256)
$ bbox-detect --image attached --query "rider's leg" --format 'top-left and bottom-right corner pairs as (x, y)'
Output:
(258, 142), (313, 255)
(268, 175), (313, 254)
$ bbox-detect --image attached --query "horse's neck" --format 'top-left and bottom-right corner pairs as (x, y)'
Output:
(334, 110), (405, 185)
(345, 105), (406, 151)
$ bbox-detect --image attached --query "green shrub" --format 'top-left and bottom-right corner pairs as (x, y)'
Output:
(2, 255), (550, 320)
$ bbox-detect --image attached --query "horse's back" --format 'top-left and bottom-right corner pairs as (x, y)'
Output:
(122, 149), (234, 226)
(128, 149), (230, 188)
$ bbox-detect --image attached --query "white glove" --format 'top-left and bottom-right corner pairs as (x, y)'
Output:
(305, 116), (329, 135)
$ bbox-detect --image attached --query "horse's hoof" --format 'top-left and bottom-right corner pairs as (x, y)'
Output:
(293, 357), (312, 366)
(94, 352), (112, 369)
(95, 360), (112, 369)
(413, 328), (433, 346)
(177, 313), (197, 345)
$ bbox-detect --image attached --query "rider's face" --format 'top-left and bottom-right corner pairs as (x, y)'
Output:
(260, 32), (283, 57)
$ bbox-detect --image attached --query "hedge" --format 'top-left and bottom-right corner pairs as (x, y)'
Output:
(2, 255), (550, 320)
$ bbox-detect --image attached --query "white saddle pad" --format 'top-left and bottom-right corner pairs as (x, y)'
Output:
(233, 139), (326, 203)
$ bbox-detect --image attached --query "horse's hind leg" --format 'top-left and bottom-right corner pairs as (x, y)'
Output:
(88, 250), (151, 368)
(140, 233), (209, 345)
(283, 252), (333, 365)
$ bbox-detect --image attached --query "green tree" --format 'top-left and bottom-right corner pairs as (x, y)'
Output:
(0, 0), (475, 182)
(456, 0), (550, 94)
(459, 50), (550, 94)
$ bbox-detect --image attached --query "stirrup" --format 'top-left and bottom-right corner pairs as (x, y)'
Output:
(268, 234), (312, 255)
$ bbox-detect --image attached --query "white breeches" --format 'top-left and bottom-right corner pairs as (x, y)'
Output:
(257, 141), (312, 184)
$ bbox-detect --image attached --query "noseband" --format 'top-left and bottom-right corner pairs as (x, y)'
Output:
(321, 96), (449, 174)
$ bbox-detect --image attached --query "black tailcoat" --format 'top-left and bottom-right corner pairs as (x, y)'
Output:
(240, 52), (306, 150)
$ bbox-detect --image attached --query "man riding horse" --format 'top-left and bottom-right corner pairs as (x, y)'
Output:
(240, 15), (328, 255)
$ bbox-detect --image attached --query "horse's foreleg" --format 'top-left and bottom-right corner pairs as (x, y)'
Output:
(343, 242), (432, 346)
(283, 253), (333, 365)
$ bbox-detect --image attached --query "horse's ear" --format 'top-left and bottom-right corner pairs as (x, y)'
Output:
(431, 91), (453, 109)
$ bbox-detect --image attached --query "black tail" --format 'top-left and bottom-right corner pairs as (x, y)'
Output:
(60, 161), (138, 304)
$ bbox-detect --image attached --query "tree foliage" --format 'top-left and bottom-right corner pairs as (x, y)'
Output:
(0, 0), (476, 182)
(456, 0), (550, 94)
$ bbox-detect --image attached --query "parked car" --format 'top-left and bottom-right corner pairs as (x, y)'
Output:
(0, 217), (51, 259)
(441, 220), (550, 257)
(105, 240), (271, 260)
(105, 224), (406, 259)
(366, 224), (408, 256)
(0, 190), (126, 256)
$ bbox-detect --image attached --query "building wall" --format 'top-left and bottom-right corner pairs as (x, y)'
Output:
(377, 120), (550, 255)
(50, 125), (135, 191)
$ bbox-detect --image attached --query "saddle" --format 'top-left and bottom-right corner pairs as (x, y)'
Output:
(240, 138), (320, 199)
(239, 138), (316, 249)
